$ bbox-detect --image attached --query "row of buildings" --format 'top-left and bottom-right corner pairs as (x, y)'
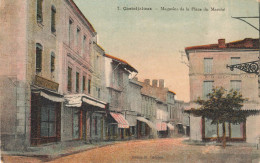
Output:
(185, 38), (260, 144)
(0, 0), (189, 151)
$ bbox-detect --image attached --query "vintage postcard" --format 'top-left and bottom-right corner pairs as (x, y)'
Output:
(0, 0), (260, 162)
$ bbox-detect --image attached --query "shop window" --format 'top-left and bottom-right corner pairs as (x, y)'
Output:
(37, 0), (43, 23)
(36, 43), (43, 73)
(40, 105), (56, 137)
(94, 117), (98, 135)
(51, 6), (56, 33)
(76, 72), (79, 93)
(51, 52), (55, 72)
(73, 110), (80, 139)
(67, 67), (72, 92)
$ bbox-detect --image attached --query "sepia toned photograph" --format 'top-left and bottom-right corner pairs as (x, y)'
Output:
(0, 0), (260, 162)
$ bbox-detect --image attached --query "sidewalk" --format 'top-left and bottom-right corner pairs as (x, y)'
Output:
(1, 140), (121, 161)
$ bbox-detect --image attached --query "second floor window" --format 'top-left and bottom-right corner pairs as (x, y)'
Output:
(51, 6), (56, 33)
(231, 57), (240, 74)
(82, 76), (86, 92)
(37, 0), (43, 23)
(36, 43), (42, 73)
(88, 79), (91, 94)
(82, 35), (86, 55)
(69, 19), (73, 46)
(67, 67), (72, 92)
(203, 81), (213, 99)
(76, 28), (80, 47)
(51, 52), (55, 72)
(204, 58), (213, 74)
(76, 72), (79, 93)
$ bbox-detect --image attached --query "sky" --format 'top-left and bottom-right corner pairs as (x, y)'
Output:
(74, 0), (259, 102)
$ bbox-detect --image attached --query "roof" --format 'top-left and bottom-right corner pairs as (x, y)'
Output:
(185, 38), (259, 51)
(69, 0), (96, 33)
(168, 90), (176, 95)
(105, 54), (138, 73)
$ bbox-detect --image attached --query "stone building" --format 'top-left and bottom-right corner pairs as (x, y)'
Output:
(60, 0), (107, 143)
(104, 54), (137, 140)
(185, 38), (260, 143)
(0, 0), (66, 150)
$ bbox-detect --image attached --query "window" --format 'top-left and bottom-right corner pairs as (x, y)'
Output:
(94, 117), (98, 135)
(231, 57), (240, 74)
(82, 35), (86, 55)
(51, 6), (56, 33)
(76, 72), (79, 93)
(88, 79), (91, 94)
(40, 103), (56, 137)
(51, 52), (55, 72)
(69, 19), (73, 46)
(204, 58), (213, 74)
(203, 81), (213, 98)
(230, 80), (241, 93)
(98, 88), (101, 98)
(82, 76), (86, 92)
(72, 110), (80, 139)
(36, 43), (43, 73)
(37, 0), (43, 23)
(76, 28), (80, 47)
(68, 67), (72, 92)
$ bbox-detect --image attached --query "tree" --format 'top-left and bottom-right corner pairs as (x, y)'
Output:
(185, 87), (260, 148)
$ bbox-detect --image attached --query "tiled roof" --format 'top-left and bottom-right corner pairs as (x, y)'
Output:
(185, 38), (259, 51)
(168, 90), (176, 95)
(105, 54), (138, 73)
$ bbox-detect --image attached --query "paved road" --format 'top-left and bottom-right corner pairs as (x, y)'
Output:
(2, 138), (260, 163)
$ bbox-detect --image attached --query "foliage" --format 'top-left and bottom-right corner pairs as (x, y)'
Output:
(185, 87), (259, 125)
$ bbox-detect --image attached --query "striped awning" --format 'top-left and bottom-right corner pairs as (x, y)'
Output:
(110, 112), (129, 128)
(157, 122), (167, 131)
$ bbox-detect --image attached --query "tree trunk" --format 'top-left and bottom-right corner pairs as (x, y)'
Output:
(222, 122), (226, 149)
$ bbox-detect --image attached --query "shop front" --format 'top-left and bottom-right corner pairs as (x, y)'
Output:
(202, 117), (246, 142)
(107, 112), (129, 141)
(31, 89), (64, 146)
(136, 117), (157, 139)
(156, 122), (168, 138)
(64, 94), (107, 143)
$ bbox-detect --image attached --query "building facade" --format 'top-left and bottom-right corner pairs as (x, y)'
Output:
(185, 38), (260, 143)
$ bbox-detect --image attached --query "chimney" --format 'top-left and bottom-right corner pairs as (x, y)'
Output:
(159, 79), (164, 88)
(144, 79), (150, 85)
(218, 39), (226, 48)
(152, 80), (158, 87)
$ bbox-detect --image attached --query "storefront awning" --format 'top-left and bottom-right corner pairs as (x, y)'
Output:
(167, 123), (175, 130)
(157, 122), (167, 131)
(65, 94), (107, 109)
(110, 112), (129, 128)
(32, 89), (64, 103)
(136, 117), (157, 130)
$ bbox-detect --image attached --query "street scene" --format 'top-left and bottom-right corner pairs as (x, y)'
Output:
(0, 0), (260, 162)
(2, 138), (260, 163)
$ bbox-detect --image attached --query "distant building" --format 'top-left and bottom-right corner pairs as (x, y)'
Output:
(104, 54), (138, 140)
(185, 38), (260, 143)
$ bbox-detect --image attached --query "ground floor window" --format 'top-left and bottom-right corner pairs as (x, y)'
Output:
(203, 117), (245, 140)
(40, 105), (56, 137)
(73, 110), (80, 139)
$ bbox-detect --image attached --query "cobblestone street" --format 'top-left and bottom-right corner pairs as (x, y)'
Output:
(2, 138), (260, 163)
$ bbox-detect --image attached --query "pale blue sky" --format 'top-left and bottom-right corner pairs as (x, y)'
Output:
(74, 0), (259, 102)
